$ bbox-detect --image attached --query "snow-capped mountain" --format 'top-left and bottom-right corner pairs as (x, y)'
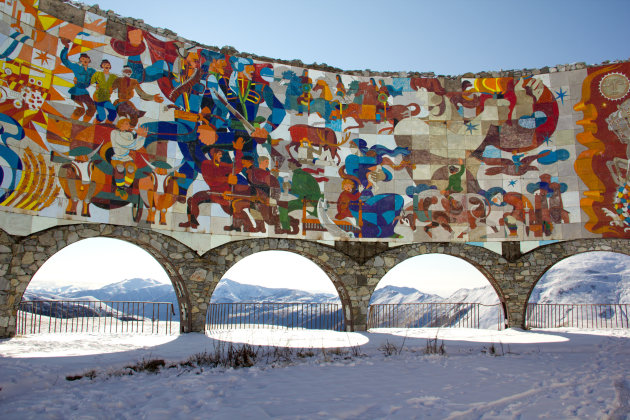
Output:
(29, 278), (176, 303)
(208, 280), (344, 330)
(368, 252), (630, 329)
(370, 284), (502, 329)
(26, 278), (179, 320)
(372, 251), (630, 307)
(530, 252), (630, 304)
(211, 279), (339, 304)
(448, 285), (501, 305)
(25, 278), (341, 322)
(525, 252), (630, 328)
(370, 284), (500, 305)
(19, 292), (141, 320)
(28, 278), (340, 305)
(24, 252), (630, 330)
(369, 285), (441, 304)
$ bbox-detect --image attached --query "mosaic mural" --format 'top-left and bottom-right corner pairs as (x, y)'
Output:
(0, 1), (628, 245)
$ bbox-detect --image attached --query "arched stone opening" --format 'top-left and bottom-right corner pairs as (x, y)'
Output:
(523, 249), (630, 328)
(201, 239), (357, 331)
(368, 253), (504, 329)
(207, 250), (346, 331)
(21, 237), (179, 333)
(504, 238), (630, 328)
(355, 243), (507, 326)
(1, 224), (193, 336)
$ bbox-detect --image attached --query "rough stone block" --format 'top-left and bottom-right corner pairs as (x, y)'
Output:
(106, 19), (127, 40)
(39, 0), (85, 27)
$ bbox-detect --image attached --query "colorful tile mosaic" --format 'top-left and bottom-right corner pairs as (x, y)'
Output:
(0, 1), (628, 245)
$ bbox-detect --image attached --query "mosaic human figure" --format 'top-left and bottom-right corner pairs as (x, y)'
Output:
(214, 57), (285, 161)
(338, 139), (409, 238)
(334, 179), (361, 221)
(110, 118), (148, 199)
(179, 137), (245, 230)
(60, 38), (96, 122)
(444, 159), (465, 194)
(109, 27), (173, 85)
(111, 65), (164, 127)
(526, 174), (569, 237)
(247, 156), (283, 233)
(91, 59), (118, 124)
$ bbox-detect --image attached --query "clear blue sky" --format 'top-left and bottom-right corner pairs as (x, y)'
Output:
(92, 0), (630, 75)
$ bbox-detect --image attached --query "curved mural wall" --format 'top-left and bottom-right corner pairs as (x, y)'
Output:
(0, 0), (628, 247)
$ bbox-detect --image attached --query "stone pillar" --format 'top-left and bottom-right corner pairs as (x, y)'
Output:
(154, 249), (206, 334)
(184, 266), (218, 333)
(338, 271), (373, 332)
(486, 258), (538, 329)
(333, 241), (389, 331)
(1, 242), (33, 338)
(351, 273), (370, 331)
(0, 238), (14, 338)
(181, 248), (238, 334)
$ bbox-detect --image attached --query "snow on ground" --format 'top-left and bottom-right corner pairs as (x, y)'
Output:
(1, 328), (630, 419)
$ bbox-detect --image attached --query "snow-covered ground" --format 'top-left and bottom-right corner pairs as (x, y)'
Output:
(1, 328), (630, 419)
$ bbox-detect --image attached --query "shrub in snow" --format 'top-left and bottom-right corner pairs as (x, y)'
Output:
(378, 340), (402, 356)
(424, 338), (446, 355)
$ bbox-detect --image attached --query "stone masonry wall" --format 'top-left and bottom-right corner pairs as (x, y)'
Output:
(3, 220), (628, 338)
(0, 224), (195, 337)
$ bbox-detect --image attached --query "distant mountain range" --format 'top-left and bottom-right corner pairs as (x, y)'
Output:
(25, 278), (179, 320)
(27, 278), (176, 304)
(370, 284), (500, 305)
(25, 278), (342, 322)
(370, 284), (502, 329)
(530, 252), (630, 304)
(368, 252), (630, 328)
(210, 279), (340, 304)
(371, 252), (630, 305)
(27, 278), (341, 304)
(27, 278), (496, 309)
(23, 252), (630, 329)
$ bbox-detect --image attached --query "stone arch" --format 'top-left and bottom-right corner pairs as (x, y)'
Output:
(2, 223), (194, 336)
(359, 242), (508, 327)
(201, 238), (358, 331)
(519, 238), (630, 325)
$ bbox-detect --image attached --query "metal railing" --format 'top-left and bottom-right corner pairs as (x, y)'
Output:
(206, 302), (345, 331)
(17, 300), (176, 335)
(525, 303), (630, 329)
(367, 303), (505, 330)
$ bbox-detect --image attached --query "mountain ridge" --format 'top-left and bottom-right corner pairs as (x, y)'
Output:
(24, 252), (630, 328)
